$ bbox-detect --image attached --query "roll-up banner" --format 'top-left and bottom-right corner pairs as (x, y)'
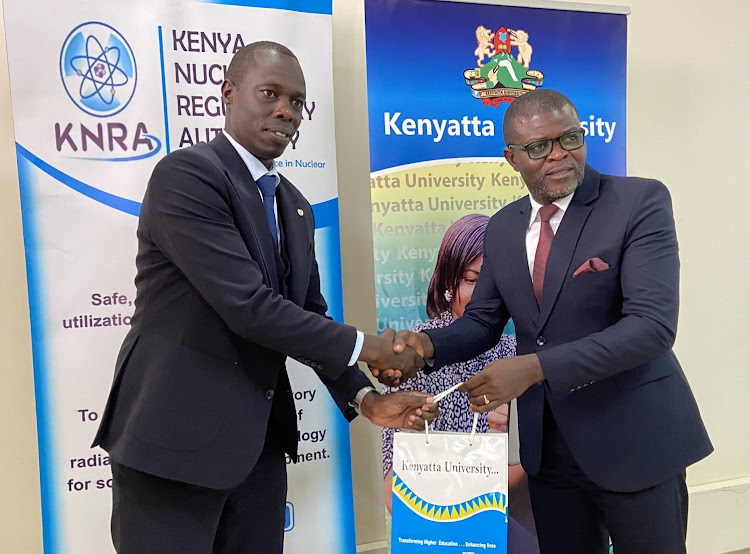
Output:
(364, 1), (627, 552)
(3, 0), (355, 551)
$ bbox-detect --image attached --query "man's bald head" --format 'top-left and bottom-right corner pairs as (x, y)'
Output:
(221, 41), (305, 168)
(225, 41), (299, 85)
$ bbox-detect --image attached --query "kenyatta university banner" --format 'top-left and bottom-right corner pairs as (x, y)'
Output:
(3, 0), (354, 552)
(364, 0), (627, 552)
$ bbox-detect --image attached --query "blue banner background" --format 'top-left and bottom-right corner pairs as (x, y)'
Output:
(365, 0), (627, 175)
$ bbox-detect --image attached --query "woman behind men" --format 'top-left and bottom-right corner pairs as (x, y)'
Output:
(381, 213), (538, 553)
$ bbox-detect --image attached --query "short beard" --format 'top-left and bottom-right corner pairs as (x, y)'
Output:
(527, 164), (585, 204)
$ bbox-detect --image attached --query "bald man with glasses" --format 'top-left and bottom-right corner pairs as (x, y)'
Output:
(390, 90), (712, 553)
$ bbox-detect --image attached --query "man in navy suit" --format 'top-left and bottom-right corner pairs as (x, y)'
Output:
(93, 42), (433, 553)
(392, 90), (712, 553)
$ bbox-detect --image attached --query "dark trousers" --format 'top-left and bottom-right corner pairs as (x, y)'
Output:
(110, 442), (287, 554)
(528, 401), (688, 554)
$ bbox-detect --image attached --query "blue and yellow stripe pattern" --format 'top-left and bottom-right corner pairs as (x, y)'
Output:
(392, 472), (507, 522)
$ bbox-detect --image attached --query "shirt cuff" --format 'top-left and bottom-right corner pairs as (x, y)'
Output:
(348, 330), (364, 366)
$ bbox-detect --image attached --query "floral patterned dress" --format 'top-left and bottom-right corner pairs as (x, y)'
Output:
(381, 311), (517, 476)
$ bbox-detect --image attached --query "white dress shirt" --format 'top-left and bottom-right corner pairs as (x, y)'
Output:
(525, 191), (575, 277)
(223, 130), (280, 233)
(222, 131), (364, 366)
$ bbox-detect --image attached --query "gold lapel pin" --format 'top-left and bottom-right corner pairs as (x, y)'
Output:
(297, 209), (304, 217)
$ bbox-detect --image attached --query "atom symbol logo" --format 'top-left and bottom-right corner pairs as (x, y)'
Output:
(60, 22), (137, 117)
(70, 36), (128, 106)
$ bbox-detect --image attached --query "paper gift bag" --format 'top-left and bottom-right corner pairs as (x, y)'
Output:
(391, 430), (508, 553)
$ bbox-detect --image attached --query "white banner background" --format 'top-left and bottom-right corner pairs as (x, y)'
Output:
(3, 0), (355, 552)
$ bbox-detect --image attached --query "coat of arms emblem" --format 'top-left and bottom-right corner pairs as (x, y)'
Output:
(464, 26), (544, 107)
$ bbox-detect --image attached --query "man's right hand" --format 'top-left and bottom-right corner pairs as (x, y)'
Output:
(393, 330), (435, 359)
(365, 330), (436, 387)
(359, 328), (425, 387)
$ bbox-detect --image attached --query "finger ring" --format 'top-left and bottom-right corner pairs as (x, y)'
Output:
(483, 394), (490, 405)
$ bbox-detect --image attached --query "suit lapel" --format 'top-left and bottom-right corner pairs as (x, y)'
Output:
(508, 196), (541, 325)
(209, 134), (280, 293)
(276, 176), (311, 305)
(537, 165), (600, 329)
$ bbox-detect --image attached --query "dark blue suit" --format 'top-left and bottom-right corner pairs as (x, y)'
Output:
(424, 166), (712, 552)
(93, 134), (370, 552)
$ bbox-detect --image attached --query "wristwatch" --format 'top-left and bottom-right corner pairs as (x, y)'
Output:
(349, 386), (377, 415)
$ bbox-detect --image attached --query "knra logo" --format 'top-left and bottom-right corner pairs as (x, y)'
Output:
(57, 21), (161, 161)
(60, 22), (137, 117)
(54, 121), (160, 161)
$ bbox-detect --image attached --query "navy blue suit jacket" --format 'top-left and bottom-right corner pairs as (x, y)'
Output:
(93, 134), (370, 489)
(425, 166), (712, 492)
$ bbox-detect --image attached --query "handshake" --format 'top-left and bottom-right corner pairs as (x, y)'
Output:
(357, 328), (545, 422)
(358, 329), (435, 387)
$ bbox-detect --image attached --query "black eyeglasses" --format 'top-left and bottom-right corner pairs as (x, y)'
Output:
(507, 129), (585, 160)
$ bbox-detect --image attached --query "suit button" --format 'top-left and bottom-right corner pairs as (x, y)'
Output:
(536, 336), (546, 347)
(265, 389), (275, 401)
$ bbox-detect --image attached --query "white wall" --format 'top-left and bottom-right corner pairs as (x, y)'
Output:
(0, 2), (44, 551)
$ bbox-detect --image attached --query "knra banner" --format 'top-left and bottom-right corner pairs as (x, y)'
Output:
(3, 0), (354, 552)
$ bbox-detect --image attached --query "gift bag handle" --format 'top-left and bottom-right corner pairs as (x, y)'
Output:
(426, 382), (480, 446)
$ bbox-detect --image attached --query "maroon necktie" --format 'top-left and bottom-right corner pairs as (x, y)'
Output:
(532, 204), (560, 305)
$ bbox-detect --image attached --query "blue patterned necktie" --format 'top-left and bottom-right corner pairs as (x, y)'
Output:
(256, 174), (278, 247)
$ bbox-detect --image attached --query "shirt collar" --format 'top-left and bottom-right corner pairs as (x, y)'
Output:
(527, 190), (575, 228)
(222, 130), (280, 187)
